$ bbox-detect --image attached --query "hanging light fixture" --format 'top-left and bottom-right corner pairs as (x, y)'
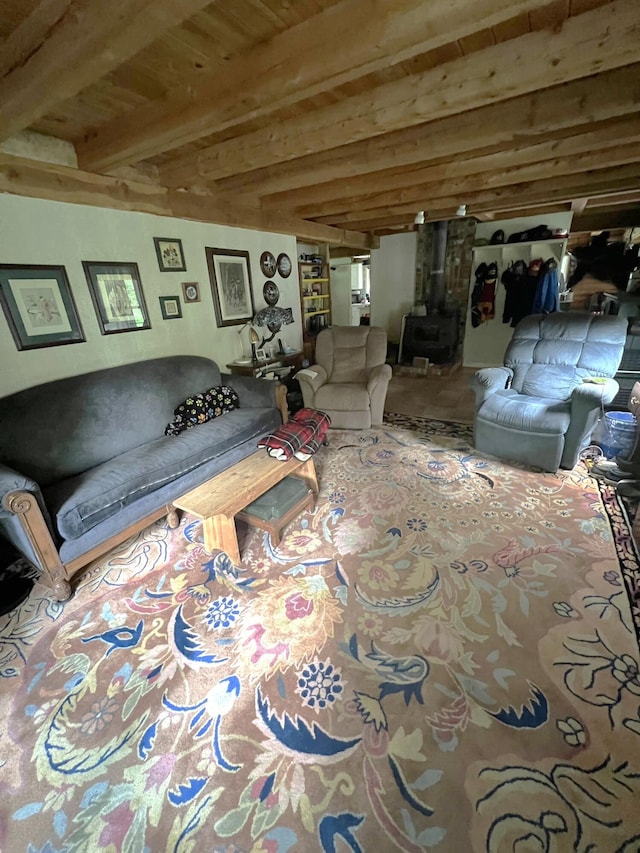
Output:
(456, 204), (467, 217)
(413, 210), (425, 225)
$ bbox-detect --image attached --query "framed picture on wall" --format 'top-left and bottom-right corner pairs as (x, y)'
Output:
(83, 261), (151, 334)
(159, 295), (182, 319)
(0, 264), (85, 350)
(153, 237), (186, 272)
(182, 281), (200, 303)
(205, 247), (255, 327)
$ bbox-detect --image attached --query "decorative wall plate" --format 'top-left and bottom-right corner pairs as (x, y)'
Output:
(263, 280), (280, 306)
(277, 252), (292, 278)
(260, 251), (277, 278)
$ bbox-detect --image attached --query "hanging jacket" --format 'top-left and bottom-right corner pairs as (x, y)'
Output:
(501, 259), (532, 326)
(532, 259), (559, 314)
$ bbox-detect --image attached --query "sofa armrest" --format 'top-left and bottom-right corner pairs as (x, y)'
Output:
(295, 365), (328, 397)
(368, 363), (393, 425)
(0, 464), (48, 522)
(469, 367), (513, 406)
(367, 363), (392, 393)
(0, 463), (71, 600)
(571, 378), (619, 408)
(561, 378), (620, 469)
(221, 371), (282, 410)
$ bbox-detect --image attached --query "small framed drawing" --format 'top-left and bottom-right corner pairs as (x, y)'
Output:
(0, 264), (85, 350)
(255, 348), (267, 362)
(154, 237), (186, 272)
(182, 281), (200, 303)
(159, 296), (182, 319)
(83, 261), (151, 334)
(205, 247), (255, 327)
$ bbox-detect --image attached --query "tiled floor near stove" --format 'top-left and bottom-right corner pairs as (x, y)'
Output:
(384, 367), (476, 423)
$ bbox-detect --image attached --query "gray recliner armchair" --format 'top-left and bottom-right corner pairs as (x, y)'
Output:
(296, 325), (392, 429)
(469, 312), (627, 472)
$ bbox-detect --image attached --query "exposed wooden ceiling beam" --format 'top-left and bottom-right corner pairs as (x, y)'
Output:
(213, 64), (640, 201)
(471, 201), (574, 221)
(316, 165), (640, 229)
(161, 0), (639, 186)
(76, 0), (558, 172)
(571, 198), (589, 215)
(0, 0), (69, 79)
(585, 191), (640, 208)
(0, 154), (375, 248)
(0, 0), (214, 145)
(571, 207), (640, 232)
(310, 142), (640, 220)
(264, 121), (640, 217)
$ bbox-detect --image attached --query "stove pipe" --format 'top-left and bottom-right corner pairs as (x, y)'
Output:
(428, 220), (448, 314)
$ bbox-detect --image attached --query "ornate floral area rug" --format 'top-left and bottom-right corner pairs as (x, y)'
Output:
(1, 416), (640, 852)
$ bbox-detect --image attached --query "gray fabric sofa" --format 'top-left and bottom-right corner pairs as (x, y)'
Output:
(0, 355), (285, 600)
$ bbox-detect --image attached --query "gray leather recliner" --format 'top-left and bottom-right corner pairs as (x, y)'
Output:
(469, 312), (627, 472)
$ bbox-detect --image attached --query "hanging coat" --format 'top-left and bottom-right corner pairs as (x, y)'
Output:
(532, 260), (559, 314)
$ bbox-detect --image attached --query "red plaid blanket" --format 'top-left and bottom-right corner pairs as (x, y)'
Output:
(257, 408), (331, 460)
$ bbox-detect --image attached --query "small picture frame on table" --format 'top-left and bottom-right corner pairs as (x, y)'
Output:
(255, 348), (267, 361)
(159, 296), (182, 319)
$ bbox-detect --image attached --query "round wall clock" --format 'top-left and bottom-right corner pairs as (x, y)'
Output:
(277, 252), (292, 278)
(263, 280), (280, 306)
(260, 251), (277, 278)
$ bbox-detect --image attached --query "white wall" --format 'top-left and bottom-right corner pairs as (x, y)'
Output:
(462, 213), (573, 367)
(0, 194), (301, 396)
(329, 258), (352, 326)
(370, 231), (417, 342)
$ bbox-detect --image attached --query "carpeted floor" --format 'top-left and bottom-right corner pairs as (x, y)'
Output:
(1, 416), (640, 852)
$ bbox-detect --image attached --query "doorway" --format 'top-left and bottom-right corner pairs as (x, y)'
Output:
(330, 254), (370, 326)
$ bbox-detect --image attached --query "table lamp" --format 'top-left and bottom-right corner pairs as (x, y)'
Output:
(249, 327), (260, 362)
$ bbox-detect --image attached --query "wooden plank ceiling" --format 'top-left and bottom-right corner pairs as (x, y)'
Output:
(1, 0), (639, 248)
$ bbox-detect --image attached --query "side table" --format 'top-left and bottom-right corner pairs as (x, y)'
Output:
(226, 350), (304, 377)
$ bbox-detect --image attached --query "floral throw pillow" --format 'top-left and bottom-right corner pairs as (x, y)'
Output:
(165, 385), (240, 436)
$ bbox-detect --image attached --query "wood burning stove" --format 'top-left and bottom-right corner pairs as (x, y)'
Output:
(401, 313), (459, 365)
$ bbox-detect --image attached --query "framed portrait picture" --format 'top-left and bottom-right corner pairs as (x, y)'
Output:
(0, 264), (85, 351)
(82, 261), (151, 334)
(182, 281), (200, 303)
(153, 237), (186, 272)
(205, 247), (255, 327)
(159, 295), (182, 319)
(255, 348), (267, 362)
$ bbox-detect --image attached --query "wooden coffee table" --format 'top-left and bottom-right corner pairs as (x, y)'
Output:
(172, 451), (318, 564)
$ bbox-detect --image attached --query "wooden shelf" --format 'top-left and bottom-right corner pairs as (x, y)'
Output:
(298, 250), (331, 361)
